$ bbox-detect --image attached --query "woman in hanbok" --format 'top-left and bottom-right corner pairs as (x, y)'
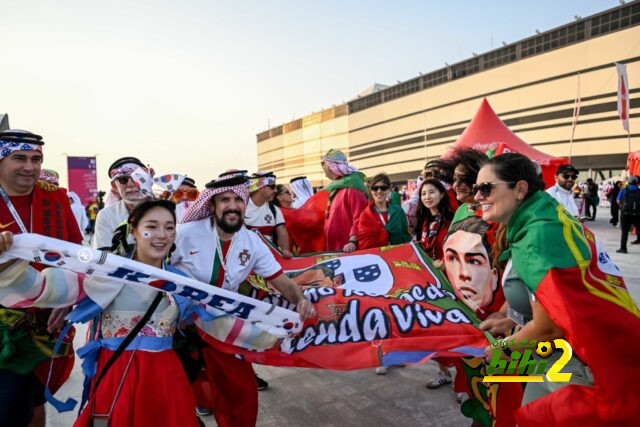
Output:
(0, 199), (199, 427)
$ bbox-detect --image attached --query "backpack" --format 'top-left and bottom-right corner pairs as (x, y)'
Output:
(621, 189), (640, 216)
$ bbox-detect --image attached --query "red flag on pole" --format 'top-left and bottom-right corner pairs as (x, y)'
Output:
(616, 63), (630, 132)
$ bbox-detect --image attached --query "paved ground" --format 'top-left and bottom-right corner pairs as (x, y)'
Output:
(47, 215), (639, 426)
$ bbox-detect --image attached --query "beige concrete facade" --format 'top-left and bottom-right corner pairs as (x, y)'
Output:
(257, 2), (640, 186)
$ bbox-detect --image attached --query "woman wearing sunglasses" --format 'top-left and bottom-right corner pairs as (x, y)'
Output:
(356, 173), (411, 250)
(415, 178), (455, 262)
(0, 200), (200, 427)
(273, 184), (294, 209)
(475, 153), (639, 424)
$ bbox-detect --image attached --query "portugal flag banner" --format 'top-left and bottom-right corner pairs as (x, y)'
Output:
(205, 238), (489, 370)
(616, 62), (630, 132)
(503, 191), (640, 426)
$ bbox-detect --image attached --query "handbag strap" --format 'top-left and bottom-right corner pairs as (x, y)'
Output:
(91, 291), (164, 393)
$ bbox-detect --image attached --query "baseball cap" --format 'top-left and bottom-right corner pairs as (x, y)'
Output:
(628, 176), (639, 185)
(556, 164), (579, 175)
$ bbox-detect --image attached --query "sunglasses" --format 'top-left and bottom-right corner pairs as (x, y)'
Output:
(371, 185), (390, 192)
(115, 176), (133, 185)
(562, 174), (578, 180)
(171, 188), (200, 202)
(472, 181), (516, 197)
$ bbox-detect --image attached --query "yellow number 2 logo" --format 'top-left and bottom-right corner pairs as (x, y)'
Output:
(546, 339), (573, 382)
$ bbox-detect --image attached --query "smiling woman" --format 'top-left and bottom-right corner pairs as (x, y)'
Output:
(356, 172), (411, 249)
(0, 198), (202, 427)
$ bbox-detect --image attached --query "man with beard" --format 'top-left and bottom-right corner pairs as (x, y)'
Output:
(0, 129), (82, 426)
(93, 156), (151, 250)
(172, 170), (315, 427)
(546, 164), (581, 219)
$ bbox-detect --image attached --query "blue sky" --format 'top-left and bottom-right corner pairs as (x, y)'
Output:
(0, 0), (618, 190)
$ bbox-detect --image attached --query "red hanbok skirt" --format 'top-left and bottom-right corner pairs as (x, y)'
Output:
(74, 349), (199, 427)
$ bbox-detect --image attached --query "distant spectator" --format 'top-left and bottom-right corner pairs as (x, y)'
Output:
(616, 175), (640, 253)
(389, 186), (401, 206)
(546, 164), (580, 218)
(321, 149), (369, 252)
(274, 184), (294, 209)
(607, 181), (622, 226)
(585, 178), (599, 220)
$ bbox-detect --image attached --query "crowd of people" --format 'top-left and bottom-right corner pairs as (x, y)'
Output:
(0, 127), (638, 426)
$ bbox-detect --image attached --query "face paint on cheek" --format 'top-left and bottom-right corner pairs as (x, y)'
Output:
(142, 231), (151, 238)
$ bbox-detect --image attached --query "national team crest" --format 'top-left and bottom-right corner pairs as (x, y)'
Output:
(239, 249), (250, 266)
(264, 214), (273, 224)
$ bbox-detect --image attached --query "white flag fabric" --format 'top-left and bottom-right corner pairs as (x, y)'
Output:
(0, 233), (301, 339)
(616, 63), (630, 132)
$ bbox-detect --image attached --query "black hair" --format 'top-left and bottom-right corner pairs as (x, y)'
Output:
(423, 159), (454, 184)
(485, 153), (545, 199)
(445, 216), (493, 263)
(370, 173), (391, 188)
(415, 178), (454, 240)
(108, 200), (177, 255)
(273, 184), (288, 207)
(450, 148), (489, 187)
(128, 199), (177, 227)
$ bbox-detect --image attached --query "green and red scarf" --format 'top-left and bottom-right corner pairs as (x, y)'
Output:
(502, 191), (640, 426)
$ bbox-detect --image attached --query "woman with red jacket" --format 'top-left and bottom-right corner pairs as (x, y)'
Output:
(357, 173), (411, 250)
(415, 179), (454, 261)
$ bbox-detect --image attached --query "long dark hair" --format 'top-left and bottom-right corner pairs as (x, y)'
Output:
(415, 178), (454, 240)
(450, 148), (488, 188)
(110, 199), (177, 255)
(486, 153), (545, 199)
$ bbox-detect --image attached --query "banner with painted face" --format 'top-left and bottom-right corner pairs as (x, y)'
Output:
(205, 237), (489, 370)
(440, 214), (519, 427)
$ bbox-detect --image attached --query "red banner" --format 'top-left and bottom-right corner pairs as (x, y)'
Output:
(203, 240), (489, 370)
(66, 156), (97, 206)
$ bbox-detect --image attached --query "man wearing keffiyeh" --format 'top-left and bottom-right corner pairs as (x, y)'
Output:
(92, 156), (151, 250)
(320, 149), (369, 252)
(0, 129), (82, 427)
(172, 170), (315, 427)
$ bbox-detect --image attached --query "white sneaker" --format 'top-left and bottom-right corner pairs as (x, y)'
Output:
(375, 366), (388, 375)
(426, 370), (452, 389)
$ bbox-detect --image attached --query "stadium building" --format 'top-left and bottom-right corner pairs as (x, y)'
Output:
(257, 1), (640, 186)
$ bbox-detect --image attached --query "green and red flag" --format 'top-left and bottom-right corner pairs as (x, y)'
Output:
(280, 191), (329, 254)
(503, 191), (640, 426)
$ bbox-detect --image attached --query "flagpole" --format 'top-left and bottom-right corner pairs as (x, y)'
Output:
(569, 73), (581, 163)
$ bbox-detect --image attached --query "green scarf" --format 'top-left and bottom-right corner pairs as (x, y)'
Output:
(322, 172), (369, 202)
(385, 204), (412, 245)
(501, 190), (589, 292)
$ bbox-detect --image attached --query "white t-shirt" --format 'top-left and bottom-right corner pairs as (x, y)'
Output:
(172, 217), (283, 292)
(92, 200), (132, 249)
(546, 184), (579, 217)
(244, 198), (285, 240)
